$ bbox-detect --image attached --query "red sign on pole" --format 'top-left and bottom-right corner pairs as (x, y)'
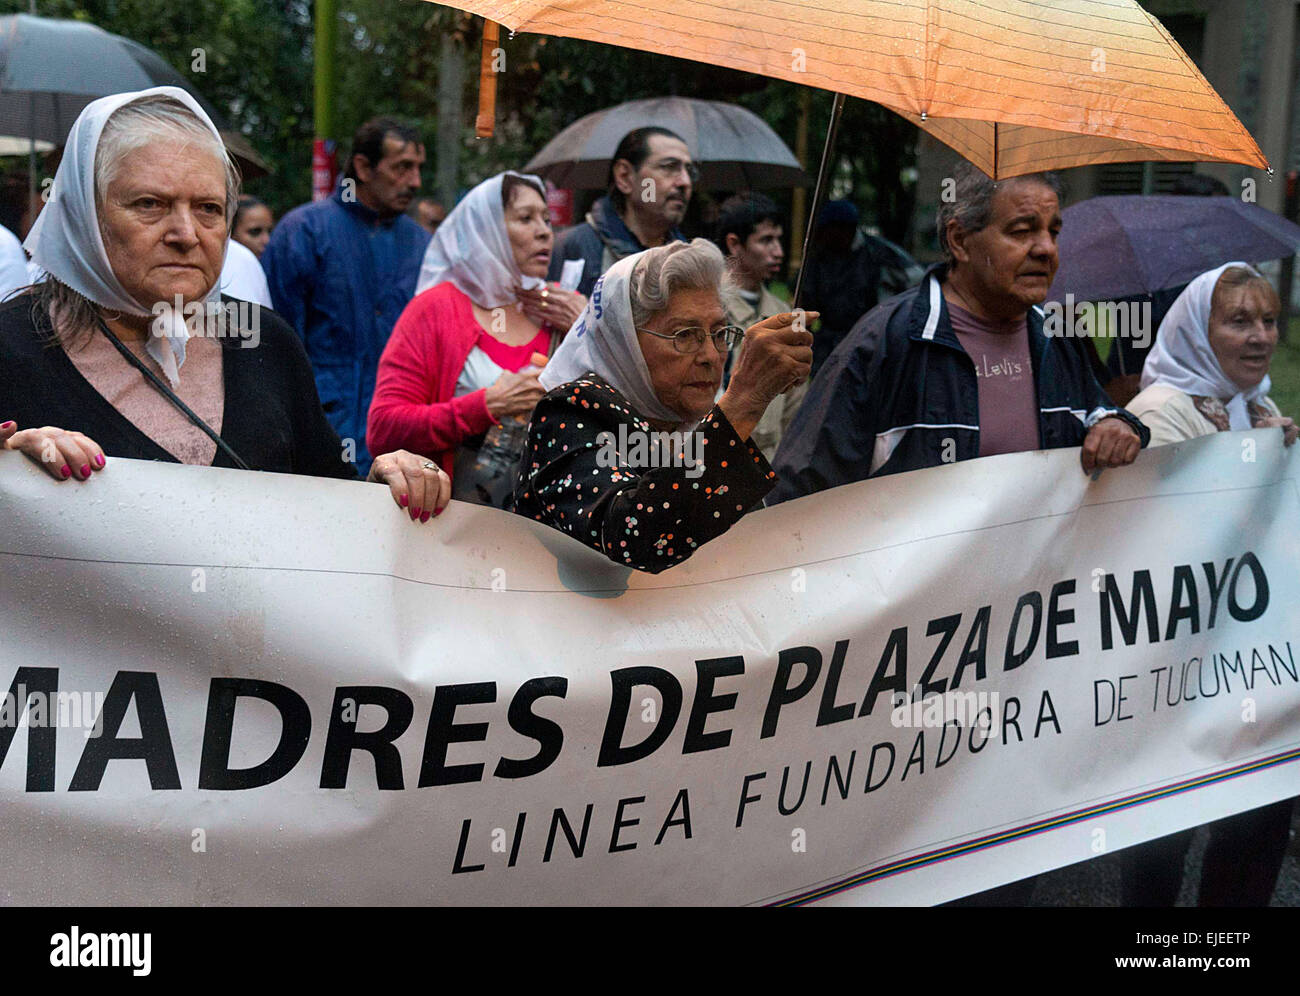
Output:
(312, 139), (338, 202)
(546, 181), (573, 228)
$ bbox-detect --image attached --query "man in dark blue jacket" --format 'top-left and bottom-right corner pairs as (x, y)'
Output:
(262, 117), (431, 475)
(548, 127), (691, 297)
(771, 163), (1148, 507)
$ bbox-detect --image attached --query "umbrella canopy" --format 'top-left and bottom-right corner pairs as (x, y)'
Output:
(0, 13), (269, 178)
(525, 96), (806, 189)
(1047, 195), (1300, 303)
(432, 0), (1266, 178)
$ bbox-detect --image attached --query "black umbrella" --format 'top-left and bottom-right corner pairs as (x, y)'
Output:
(1047, 194), (1300, 304)
(0, 13), (269, 182)
(525, 96), (806, 190)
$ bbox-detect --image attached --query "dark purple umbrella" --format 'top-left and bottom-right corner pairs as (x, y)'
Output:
(1047, 195), (1300, 304)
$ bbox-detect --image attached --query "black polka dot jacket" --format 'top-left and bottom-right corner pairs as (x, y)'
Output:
(512, 375), (777, 573)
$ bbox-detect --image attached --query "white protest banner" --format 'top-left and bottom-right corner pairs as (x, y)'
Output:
(0, 430), (1297, 906)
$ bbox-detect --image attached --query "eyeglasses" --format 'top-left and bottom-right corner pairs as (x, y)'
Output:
(636, 325), (744, 354)
(646, 157), (701, 184)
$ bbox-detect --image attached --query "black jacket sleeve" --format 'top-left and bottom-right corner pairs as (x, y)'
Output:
(768, 306), (890, 504)
(514, 378), (776, 573)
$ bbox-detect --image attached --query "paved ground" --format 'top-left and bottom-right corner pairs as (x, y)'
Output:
(1028, 806), (1299, 906)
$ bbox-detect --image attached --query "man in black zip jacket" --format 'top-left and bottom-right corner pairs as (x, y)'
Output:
(770, 162), (1148, 507)
(769, 162), (1149, 906)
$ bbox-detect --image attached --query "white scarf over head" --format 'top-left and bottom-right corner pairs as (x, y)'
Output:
(1140, 261), (1272, 430)
(25, 86), (230, 388)
(415, 170), (547, 305)
(540, 250), (694, 428)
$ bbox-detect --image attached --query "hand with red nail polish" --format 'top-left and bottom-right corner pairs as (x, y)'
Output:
(364, 449), (452, 525)
(2, 422), (108, 484)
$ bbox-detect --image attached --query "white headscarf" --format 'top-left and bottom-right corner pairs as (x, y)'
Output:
(24, 86), (229, 388)
(540, 250), (693, 428)
(415, 170), (547, 305)
(1140, 261), (1273, 430)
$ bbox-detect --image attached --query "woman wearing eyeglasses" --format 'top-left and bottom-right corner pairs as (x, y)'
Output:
(514, 239), (815, 573)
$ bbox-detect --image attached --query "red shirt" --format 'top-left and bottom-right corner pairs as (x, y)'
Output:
(367, 283), (520, 487)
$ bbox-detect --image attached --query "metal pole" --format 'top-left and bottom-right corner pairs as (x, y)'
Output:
(312, 0), (337, 200)
(791, 91), (845, 308)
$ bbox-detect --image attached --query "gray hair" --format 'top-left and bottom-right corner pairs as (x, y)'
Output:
(95, 94), (241, 225)
(40, 95), (241, 349)
(936, 161), (1063, 265)
(629, 238), (728, 329)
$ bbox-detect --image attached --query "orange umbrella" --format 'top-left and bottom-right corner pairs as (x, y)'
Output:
(436, 0), (1267, 177)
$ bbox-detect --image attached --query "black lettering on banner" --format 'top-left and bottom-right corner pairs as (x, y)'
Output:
(1004, 591), (1042, 671)
(495, 676), (568, 779)
(859, 627), (908, 716)
(655, 788), (692, 845)
(418, 682), (496, 787)
(951, 606), (990, 688)
(779, 761), (811, 815)
(609, 795), (644, 852)
(1165, 565), (1201, 641)
(452, 819), (484, 874)
(320, 686), (414, 789)
(1202, 558), (1233, 629)
(736, 772), (766, 827)
(1099, 570), (1159, 650)
(683, 656), (743, 754)
(817, 639), (856, 726)
(1045, 580), (1079, 659)
(0, 667), (58, 791)
(597, 667), (682, 767)
(761, 646), (821, 739)
(198, 678), (310, 790)
(69, 671), (180, 791)
(1227, 552), (1269, 623)
(544, 804), (594, 862)
(919, 614), (961, 695)
(821, 750), (855, 805)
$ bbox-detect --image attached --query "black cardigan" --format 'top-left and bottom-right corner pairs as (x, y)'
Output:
(0, 292), (357, 479)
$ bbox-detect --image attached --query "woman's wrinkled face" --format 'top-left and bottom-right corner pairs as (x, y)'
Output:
(99, 139), (228, 308)
(233, 204), (273, 257)
(506, 184), (553, 279)
(636, 286), (727, 421)
(1208, 282), (1278, 390)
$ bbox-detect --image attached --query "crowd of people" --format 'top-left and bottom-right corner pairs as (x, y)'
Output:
(0, 85), (1295, 905)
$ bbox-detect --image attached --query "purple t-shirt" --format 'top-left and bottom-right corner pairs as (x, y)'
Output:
(947, 301), (1039, 457)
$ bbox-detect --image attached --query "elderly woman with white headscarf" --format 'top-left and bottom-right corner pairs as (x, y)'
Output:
(514, 239), (815, 573)
(1121, 261), (1294, 909)
(0, 87), (450, 523)
(1127, 262), (1296, 447)
(366, 171), (587, 507)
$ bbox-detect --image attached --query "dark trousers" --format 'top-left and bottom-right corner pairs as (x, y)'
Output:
(941, 876), (1037, 907)
(1120, 799), (1295, 906)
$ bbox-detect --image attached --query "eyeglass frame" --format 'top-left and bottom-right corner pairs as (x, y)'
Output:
(635, 324), (745, 354)
(642, 156), (701, 184)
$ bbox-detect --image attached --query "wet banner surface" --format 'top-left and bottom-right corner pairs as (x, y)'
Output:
(1, 430), (1297, 906)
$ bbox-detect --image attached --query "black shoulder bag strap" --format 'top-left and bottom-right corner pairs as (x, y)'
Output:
(93, 314), (251, 471)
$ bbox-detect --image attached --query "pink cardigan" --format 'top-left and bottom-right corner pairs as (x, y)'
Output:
(367, 283), (496, 487)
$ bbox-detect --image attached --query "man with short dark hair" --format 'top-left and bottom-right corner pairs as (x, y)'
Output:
(714, 192), (805, 459)
(548, 126), (693, 297)
(263, 116), (431, 474)
(772, 161), (1149, 502)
